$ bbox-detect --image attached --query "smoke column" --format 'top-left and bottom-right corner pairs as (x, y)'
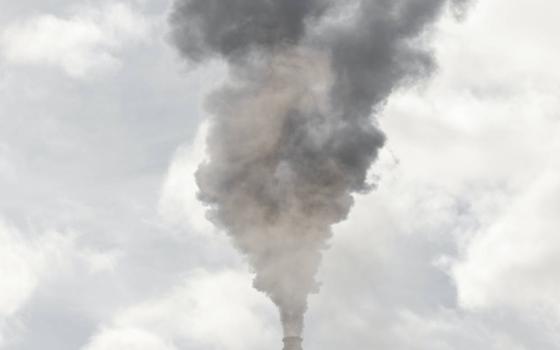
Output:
(170, 0), (469, 347)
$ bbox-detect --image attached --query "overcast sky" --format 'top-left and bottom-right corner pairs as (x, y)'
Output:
(1, 0), (560, 349)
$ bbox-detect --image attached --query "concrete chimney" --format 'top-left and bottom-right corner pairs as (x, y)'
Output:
(282, 336), (303, 350)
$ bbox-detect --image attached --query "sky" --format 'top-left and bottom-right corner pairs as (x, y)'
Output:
(1, 0), (560, 349)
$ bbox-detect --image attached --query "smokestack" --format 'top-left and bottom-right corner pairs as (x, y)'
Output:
(283, 336), (303, 350)
(169, 0), (471, 347)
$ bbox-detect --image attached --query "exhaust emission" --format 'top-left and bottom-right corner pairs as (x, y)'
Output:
(283, 336), (303, 350)
(169, 0), (470, 347)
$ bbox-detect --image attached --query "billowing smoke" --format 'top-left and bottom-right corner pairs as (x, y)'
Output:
(170, 0), (468, 345)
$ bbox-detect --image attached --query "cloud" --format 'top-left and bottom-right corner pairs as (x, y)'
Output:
(453, 151), (560, 313)
(82, 269), (277, 350)
(0, 219), (124, 347)
(0, 2), (151, 78)
(158, 61), (228, 235)
(392, 309), (528, 350)
(0, 223), (41, 319)
(158, 122), (213, 234)
(0, 221), (73, 319)
(0, 143), (17, 182)
(396, 0), (560, 324)
(0, 220), (73, 346)
(82, 328), (177, 350)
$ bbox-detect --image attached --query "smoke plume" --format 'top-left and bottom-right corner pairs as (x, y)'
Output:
(170, 0), (467, 345)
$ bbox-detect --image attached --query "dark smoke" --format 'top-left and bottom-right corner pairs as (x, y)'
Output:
(170, 0), (468, 344)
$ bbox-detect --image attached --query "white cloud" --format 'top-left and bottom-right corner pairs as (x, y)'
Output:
(369, 0), (560, 344)
(80, 248), (123, 274)
(82, 328), (177, 350)
(0, 219), (125, 346)
(159, 122), (214, 234)
(0, 222), (41, 318)
(398, 0), (560, 321)
(393, 309), (528, 350)
(0, 2), (151, 78)
(0, 144), (17, 182)
(157, 61), (228, 236)
(83, 269), (277, 350)
(453, 152), (560, 312)
(0, 220), (75, 346)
